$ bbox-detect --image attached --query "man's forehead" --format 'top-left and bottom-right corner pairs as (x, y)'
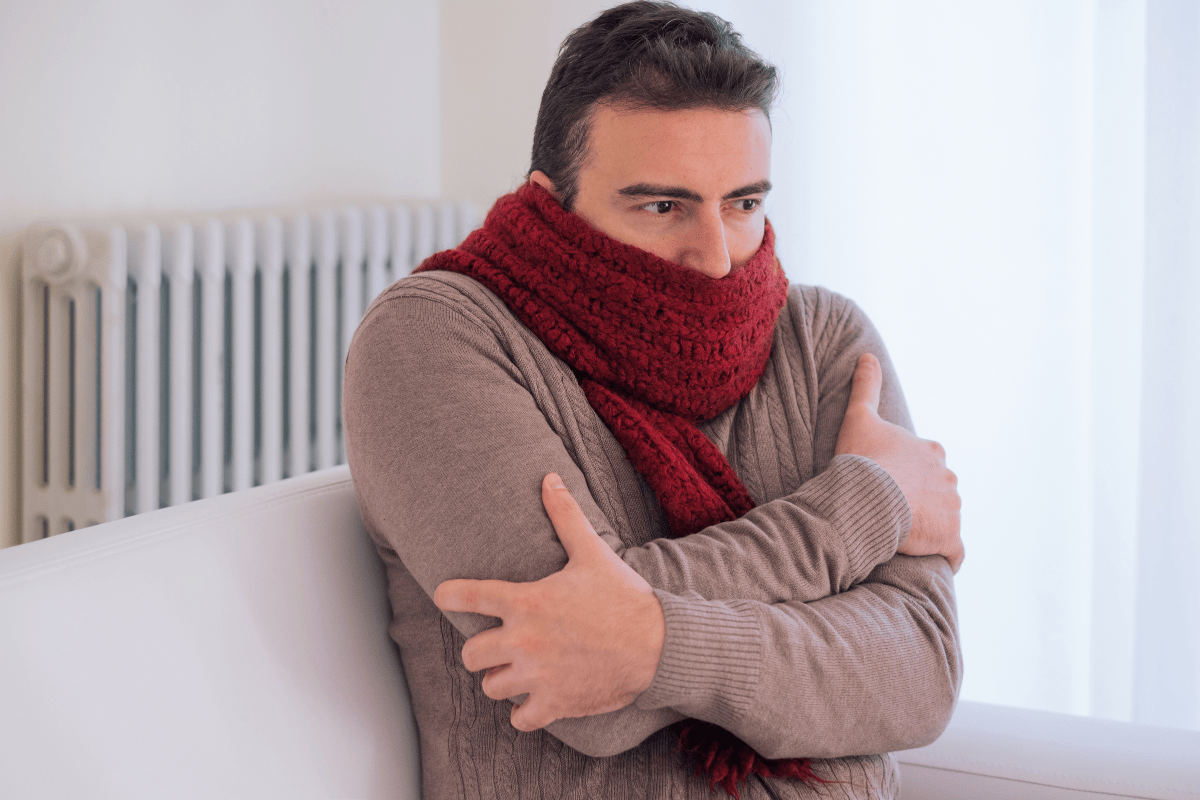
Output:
(581, 104), (772, 198)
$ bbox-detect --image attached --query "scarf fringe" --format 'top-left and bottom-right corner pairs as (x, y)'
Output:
(676, 721), (828, 800)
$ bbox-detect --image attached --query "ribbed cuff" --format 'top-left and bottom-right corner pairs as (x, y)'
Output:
(798, 453), (912, 581)
(634, 589), (762, 731)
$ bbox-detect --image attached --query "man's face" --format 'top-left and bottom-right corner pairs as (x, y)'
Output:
(531, 104), (772, 279)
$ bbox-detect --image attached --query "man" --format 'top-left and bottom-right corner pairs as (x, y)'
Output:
(343, 3), (962, 798)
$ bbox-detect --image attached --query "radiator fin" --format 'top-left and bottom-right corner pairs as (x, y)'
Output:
(21, 200), (478, 541)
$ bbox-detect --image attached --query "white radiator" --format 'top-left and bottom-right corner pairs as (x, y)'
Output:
(21, 201), (477, 543)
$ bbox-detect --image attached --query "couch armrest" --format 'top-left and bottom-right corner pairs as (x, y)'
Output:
(896, 700), (1200, 799)
(0, 466), (421, 800)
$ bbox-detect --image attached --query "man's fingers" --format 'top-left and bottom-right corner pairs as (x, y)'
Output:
(949, 541), (965, 573)
(542, 473), (604, 561)
(479, 663), (521, 700)
(848, 353), (883, 413)
(510, 698), (553, 732)
(434, 578), (515, 618)
(460, 626), (509, 673)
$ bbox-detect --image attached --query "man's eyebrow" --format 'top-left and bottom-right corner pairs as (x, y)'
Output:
(617, 184), (703, 202)
(615, 181), (773, 202)
(723, 180), (772, 199)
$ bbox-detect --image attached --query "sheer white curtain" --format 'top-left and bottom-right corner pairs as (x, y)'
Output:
(705, 0), (1199, 730)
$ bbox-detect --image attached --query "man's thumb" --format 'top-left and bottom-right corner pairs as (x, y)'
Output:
(848, 353), (883, 413)
(542, 473), (603, 562)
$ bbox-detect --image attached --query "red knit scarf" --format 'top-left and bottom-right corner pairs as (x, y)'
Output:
(417, 183), (824, 798)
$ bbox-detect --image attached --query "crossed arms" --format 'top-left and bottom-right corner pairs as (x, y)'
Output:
(343, 275), (963, 762)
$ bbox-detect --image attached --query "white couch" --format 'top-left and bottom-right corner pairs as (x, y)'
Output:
(2, 466), (1197, 799)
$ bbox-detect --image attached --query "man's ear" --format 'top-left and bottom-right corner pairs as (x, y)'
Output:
(528, 171), (560, 200)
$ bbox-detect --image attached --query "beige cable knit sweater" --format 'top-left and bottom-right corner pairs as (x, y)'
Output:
(343, 270), (961, 799)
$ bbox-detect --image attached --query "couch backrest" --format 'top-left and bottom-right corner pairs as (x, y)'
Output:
(0, 466), (421, 800)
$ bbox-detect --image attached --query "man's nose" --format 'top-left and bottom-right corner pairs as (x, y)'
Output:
(678, 211), (732, 279)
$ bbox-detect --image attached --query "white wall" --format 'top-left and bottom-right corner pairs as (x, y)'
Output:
(0, 0), (441, 547)
(439, 0), (613, 214)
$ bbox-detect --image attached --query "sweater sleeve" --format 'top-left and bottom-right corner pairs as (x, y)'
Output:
(632, 288), (962, 758)
(616, 453), (908, 604)
(343, 278), (947, 759)
(633, 557), (960, 759)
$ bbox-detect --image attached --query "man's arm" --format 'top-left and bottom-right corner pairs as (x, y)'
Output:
(344, 277), (957, 758)
(436, 471), (960, 758)
(634, 345), (965, 758)
(635, 555), (960, 759)
(437, 354), (961, 755)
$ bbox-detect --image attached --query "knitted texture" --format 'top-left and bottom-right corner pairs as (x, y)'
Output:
(416, 183), (817, 798)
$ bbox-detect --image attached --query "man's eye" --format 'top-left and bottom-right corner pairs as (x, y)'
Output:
(736, 199), (761, 211)
(642, 201), (675, 215)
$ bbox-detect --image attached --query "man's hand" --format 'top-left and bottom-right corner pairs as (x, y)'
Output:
(835, 353), (964, 572)
(433, 473), (666, 732)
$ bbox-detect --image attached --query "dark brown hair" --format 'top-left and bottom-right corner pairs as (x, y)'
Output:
(529, 1), (779, 210)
